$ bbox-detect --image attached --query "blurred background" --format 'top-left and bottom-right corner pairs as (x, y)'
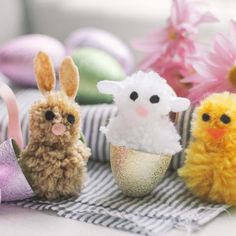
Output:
(0, 0), (235, 105)
(1, 0), (235, 60)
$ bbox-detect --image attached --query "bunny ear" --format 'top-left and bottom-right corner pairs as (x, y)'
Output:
(59, 57), (79, 99)
(34, 51), (56, 95)
(97, 80), (123, 95)
(170, 97), (190, 112)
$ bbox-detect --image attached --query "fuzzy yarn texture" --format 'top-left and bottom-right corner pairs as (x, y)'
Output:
(179, 92), (236, 205)
(19, 51), (90, 200)
(20, 92), (90, 200)
(98, 71), (190, 155)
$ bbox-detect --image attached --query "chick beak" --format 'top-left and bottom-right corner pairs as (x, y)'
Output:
(206, 128), (225, 139)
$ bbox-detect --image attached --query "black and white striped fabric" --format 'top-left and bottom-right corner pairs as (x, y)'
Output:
(0, 89), (194, 169)
(80, 104), (117, 162)
(172, 106), (195, 169)
(13, 161), (229, 235)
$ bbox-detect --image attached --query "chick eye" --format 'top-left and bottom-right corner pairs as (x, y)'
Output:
(67, 114), (75, 124)
(130, 91), (138, 101)
(45, 110), (55, 121)
(150, 95), (160, 104)
(220, 114), (231, 124)
(202, 113), (210, 122)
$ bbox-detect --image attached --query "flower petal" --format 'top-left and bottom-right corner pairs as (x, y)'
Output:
(192, 62), (214, 79)
(230, 20), (236, 37)
(194, 11), (218, 26)
(213, 34), (234, 65)
(188, 81), (227, 103)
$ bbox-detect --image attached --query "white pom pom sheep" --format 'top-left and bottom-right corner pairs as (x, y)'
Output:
(97, 71), (190, 155)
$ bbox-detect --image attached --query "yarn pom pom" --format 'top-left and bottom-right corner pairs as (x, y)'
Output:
(97, 71), (190, 155)
(179, 92), (236, 205)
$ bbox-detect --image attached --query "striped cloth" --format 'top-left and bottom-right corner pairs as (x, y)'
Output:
(13, 161), (229, 235)
(1, 89), (229, 235)
(0, 89), (194, 169)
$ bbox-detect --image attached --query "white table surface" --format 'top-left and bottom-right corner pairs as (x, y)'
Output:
(1, 204), (236, 236)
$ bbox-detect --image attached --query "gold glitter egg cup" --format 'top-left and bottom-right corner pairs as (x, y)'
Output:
(110, 145), (172, 197)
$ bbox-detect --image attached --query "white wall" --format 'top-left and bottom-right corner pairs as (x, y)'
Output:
(0, 0), (235, 54)
(23, 0), (236, 43)
(0, 0), (25, 44)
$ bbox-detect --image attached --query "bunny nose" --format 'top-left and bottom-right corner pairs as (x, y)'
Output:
(136, 106), (149, 117)
(52, 123), (66, 136)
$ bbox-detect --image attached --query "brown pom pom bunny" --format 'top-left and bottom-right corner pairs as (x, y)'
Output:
(20, 51), (91, 200)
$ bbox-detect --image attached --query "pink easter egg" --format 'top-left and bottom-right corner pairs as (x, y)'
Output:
(65, 28), (134, 74)
(0, 34), (65, 86)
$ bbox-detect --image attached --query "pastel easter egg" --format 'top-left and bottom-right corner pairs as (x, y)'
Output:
(0, 34), (65, 86)
(66, 28), (134, 74)
(72, 47), (125, 104)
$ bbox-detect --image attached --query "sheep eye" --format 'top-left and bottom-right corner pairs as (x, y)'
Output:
(45, 110), (55, 121)
(150, 95), (160, 104)
(220, 114), (230, 124)
(130, 91), (138, 101)
(202, 113), (210, 122)
(67, 114), (75, 124)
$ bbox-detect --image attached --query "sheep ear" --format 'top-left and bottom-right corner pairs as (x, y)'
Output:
(97, 80), (123, 95)
(170, 97), (190, 112)
(34, 51), (56, 94)
(59, 57), (79, 99)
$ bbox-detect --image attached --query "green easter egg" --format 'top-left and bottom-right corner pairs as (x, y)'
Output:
(72, 47), (125, 104)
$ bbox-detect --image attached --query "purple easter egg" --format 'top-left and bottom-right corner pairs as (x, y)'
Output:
(0, 34), (65, 86)
(65, 28), (134, 74)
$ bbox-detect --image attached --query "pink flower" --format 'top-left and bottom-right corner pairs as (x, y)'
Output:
(133, 0), (217, 96)
(158, 61), (193, 97)
(186, 21), (236, 103)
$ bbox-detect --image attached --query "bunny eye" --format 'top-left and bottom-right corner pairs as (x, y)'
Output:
(220, 114), (231, 124)
(130, 91), (138, 101)
(202, 113), (210, 122)
(67, 114), (75, 124)
(150, 95), (160, 104)
(45, 110), (55, 121)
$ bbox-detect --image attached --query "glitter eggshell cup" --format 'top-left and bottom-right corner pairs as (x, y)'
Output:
(110, 145), (172, 197)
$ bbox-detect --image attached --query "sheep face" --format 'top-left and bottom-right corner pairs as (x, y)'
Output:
(97, 71), (190, 120)
(115, 76), (174, 119)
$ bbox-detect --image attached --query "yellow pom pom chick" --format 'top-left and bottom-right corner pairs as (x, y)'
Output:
(179, 92), (236, 205)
